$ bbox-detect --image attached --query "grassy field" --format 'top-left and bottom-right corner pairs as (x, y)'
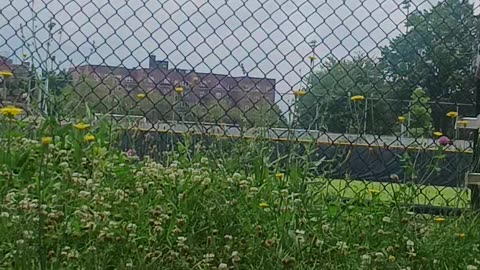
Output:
(320, 179), (470, 208)
(1, 110), (480, 269)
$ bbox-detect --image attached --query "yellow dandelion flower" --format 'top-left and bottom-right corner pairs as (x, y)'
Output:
(275, 173), (285, 181)
(434, 217), (445, 224)
(136, 93), (146, 99)
(0, 71), (13, 77)
(175, 86), (184, 94)
(368, 188), (380, 196)
(73, 122), (90, 130)
(455, 233), (465, 239)
(397, 116), (406, 123)
(259, 202), (269, 209)
(84, 133), (96, 142)
(0, 106), (23, 118)
(457, 120), (468, 127)
(350, 95), (365, 102)
(40, 137), (52, 146)
(433, 131), (443, 137)
(388, 255), (396, 262)
(293, 90), (306, 97)
(446, 111), (458, 118)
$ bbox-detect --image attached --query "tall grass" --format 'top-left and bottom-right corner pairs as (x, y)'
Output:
(0, 111), (479, 270)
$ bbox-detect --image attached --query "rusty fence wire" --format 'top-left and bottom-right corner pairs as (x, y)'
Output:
(1, 0), (479, 208)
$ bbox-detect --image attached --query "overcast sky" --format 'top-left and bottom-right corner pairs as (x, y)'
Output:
(1, 0), (478, 109)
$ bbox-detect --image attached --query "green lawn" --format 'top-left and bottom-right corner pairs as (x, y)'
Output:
(315, 179), (470, 208)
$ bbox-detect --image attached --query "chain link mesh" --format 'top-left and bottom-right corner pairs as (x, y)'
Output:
(1, 0), (478, 208)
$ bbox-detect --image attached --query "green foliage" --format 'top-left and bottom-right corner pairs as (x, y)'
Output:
(178, 99), (285, 128)
(0, 116), (477, 269)
(61, 78), (176, 122)
(297, 55), (392, 134)
(190, 100), (242, 124)
(380, 0), (478, 130)
(61, 78), (285, 128)
(406, 88), (433, 137)
(297, 0), (478, 135)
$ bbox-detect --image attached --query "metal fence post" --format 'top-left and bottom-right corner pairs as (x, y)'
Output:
(470, 79), (480, 210)
(471, 53), (480, 210)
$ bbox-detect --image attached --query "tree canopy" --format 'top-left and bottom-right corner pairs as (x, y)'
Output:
(380, 0), (478, 131)
(297, 55), (392, 134)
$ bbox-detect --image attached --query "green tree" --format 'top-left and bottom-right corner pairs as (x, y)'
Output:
(244, 100), (285, 128)
(406, 87), (433, 138)
(190, 99), (284, 128)
(190, 100), (242, 124)
(298, 55), (392, 134)
(380, 0), (478, 129)
(61, 78), (170, 120)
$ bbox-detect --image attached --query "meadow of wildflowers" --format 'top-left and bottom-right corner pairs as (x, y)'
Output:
(0, 106), (479, 269)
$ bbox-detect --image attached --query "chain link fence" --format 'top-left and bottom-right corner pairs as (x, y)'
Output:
(1, 0), (479, 209)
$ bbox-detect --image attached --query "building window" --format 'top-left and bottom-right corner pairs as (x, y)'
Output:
(125, 76), (133, 83)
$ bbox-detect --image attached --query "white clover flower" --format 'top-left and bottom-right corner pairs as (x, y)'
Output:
(59, 161), (69, 168)
(136, 187), (144, 195)
(78, 191), (91, 198)
(126, 223), (137, 232)
(204, 253), (215, 258)
(177, 236), (187, 242)
(361, 254), (371, 264)
(201, 178), (211, 186)
(193, 175), (202, 183)
(336, 241), (348, 250)
(295, 229), (305, 235)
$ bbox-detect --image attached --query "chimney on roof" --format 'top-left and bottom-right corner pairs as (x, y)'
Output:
(149, 54), (169, 70)
(149, 55), (156, 69)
